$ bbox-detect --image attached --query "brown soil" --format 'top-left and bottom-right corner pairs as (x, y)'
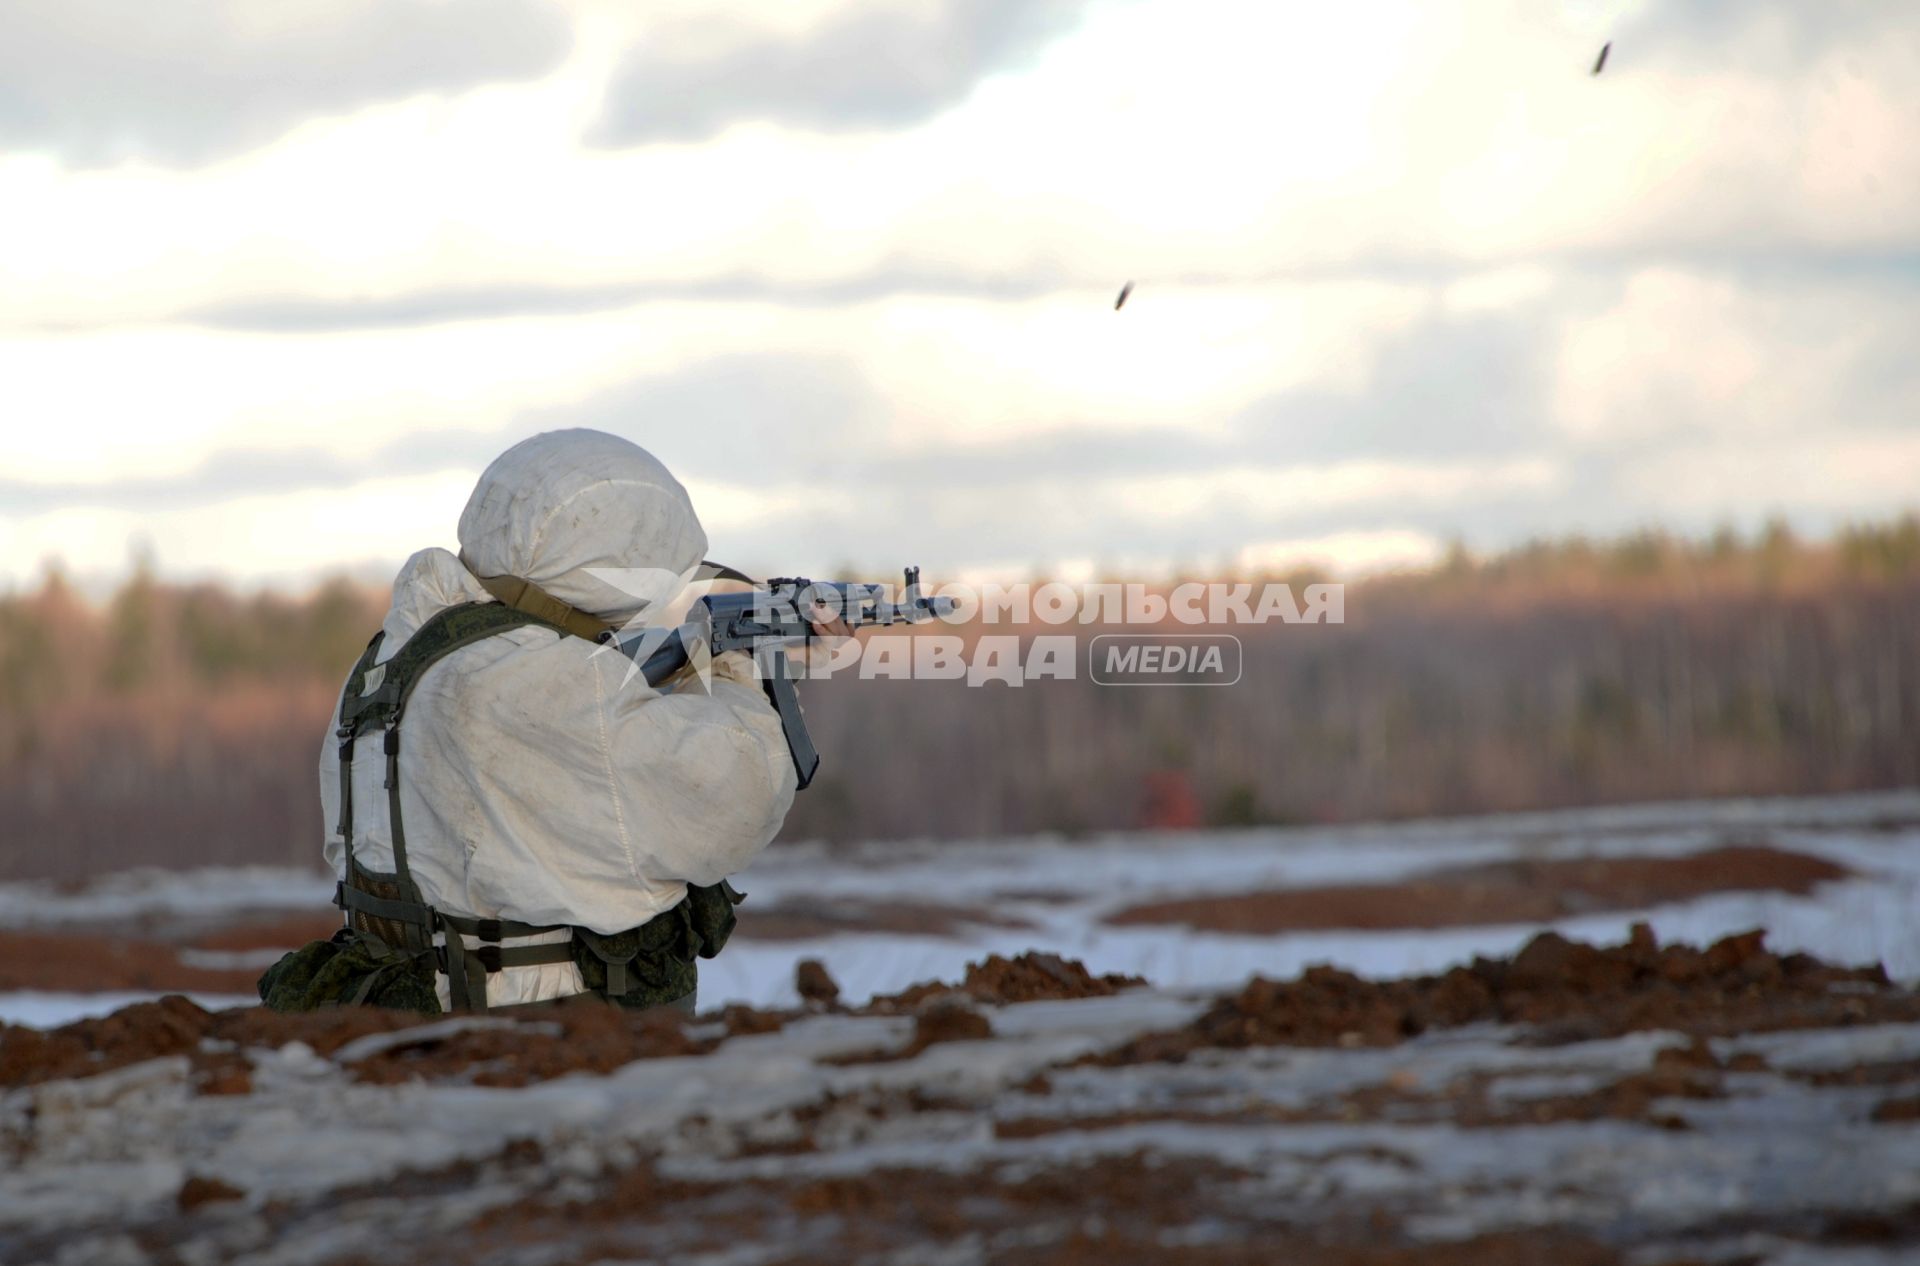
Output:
(794, 958), (840, 1005)
(822, 997), (996, 1065)
(462, 1149), (1626, 1266)
(1106, 845), (1851, 934)
(0, 929), (266, 995)
(1001, 1035), (1745, 1140)
(1093, 924), (1913, 1065)
(1799, 1056), (1920, 1088)
(0, 992), (794, 1091)
(870, 951), (1145, 1011)
(5, 931), (1910, 1104)
(0, 994), (432, 1089)
(1873, 1096), (1920, 1123)
(345, 1008), (700, 1088)
(0, 910), (343, 996)
(0, 901), (1037, 999)
(176, 1175), (245, 1212)
(14, 934), (1920, 1266)
(187, 912), (342, 952)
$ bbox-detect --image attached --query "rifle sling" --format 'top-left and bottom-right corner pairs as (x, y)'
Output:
(457, 551), (618, 643)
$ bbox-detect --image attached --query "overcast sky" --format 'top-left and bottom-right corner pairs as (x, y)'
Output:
(1, 0), (1915, 590)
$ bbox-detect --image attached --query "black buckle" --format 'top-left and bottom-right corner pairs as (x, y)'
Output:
(475, 919), (503, 943)
(476, 945), (503, 972)
(383, 729), (400, 755)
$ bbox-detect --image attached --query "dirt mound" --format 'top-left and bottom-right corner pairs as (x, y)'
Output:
(824, 997), (996, 1065)
(347, 1000), (703, 1088)
(0, 994), (436, 1088)
(7, 934), (1907, 1094)
(871, 951), (1145, 1011)
(0, 992), (793, 1090)
(795, 958), (840, 1006)
(176, 1175), (245, 1211)
(1097, 925), (1910, 1064)
(1105, 845), (1851, 934)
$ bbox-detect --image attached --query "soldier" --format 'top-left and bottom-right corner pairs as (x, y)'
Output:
(261, 429), (813, 1014)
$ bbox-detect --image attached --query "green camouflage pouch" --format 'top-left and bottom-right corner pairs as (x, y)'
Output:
(570, 881), (744, 1010)
(684, 880), (745, 960)
(258, 928), (443, 1015)
(571, 911), (697, 1010)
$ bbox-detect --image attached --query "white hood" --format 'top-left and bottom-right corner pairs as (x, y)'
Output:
(457, 428), (708, 620)
(320, 428), (797, 1009)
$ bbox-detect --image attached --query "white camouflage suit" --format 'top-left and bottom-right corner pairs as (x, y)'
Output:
(319, 429), (799, 1008)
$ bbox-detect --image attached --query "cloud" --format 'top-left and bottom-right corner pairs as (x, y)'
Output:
(0, 0), (573, 168)
(36, 246), (1894, 338)
(591, 0), (1091, 147)
(0, 354), (883, 513)
(172, 266), (1083, 334)
(1619, 0), (1898, 70)
(0, 440), (455, 516)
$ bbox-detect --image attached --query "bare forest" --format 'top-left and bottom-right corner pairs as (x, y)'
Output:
(3, 519), (1916, 884)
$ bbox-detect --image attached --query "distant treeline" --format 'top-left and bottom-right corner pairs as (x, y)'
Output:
(2, 517), (1916, 882)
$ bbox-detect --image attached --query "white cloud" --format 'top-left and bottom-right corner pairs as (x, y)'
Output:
(0, 0), (572, 168)
(0, 471), (476, 588)
(1236, 530), (1446, 577)
(0, 0), (1915, 589)
(591, 0), (1093, 147)
(1553, 268), (1908, 443)
(1627, 432), (1920, 521)
(3, 0), (1914, 335)
(1107, 459), (1563, 523)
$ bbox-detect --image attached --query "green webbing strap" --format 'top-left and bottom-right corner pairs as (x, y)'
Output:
(438, 910), (567, 941)
(374, 602), (571, 729)
(348, 966), (389, 1006)
(439, 926), (576, 1012)
(444, 921), (480, 1012)
(436, 941), (576, 971)
(458, 551), (618, 643)
(335, 630), (387, 921)
(384, 729), (412, 919)
(344, 601), (569, 902)
(335, 881), (434, 928)
(333, 600), (589, 1010)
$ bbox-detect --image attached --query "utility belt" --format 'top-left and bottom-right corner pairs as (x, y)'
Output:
(334, 865), (742, 1013)
(335, 872), (573, 1012)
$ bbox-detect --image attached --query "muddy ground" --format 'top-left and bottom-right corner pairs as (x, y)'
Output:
(0, 843), (1857, 999)
(1104, 844), (1850, 933)
(4, 928), (1920, 1265)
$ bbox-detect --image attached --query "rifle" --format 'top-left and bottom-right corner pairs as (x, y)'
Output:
(604, 566), (955, 789)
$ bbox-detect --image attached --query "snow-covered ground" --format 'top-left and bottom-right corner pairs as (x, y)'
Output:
(5, 987), (1919, 1264)
(6, 790), (1920, 1264)
(4, 788), (1918, 1026)
(702, 788), (1920, 1009)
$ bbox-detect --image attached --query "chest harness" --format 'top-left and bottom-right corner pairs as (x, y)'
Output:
(332, 562), (746, 1013)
